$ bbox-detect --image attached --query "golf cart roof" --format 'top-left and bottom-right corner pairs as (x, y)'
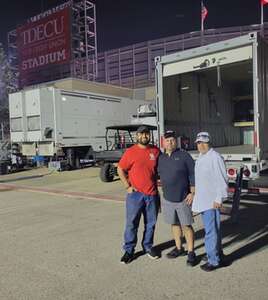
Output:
(106, 124), (157, 131)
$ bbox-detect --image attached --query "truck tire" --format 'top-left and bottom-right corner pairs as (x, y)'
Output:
(0, 162), (8, 175)
(100, 163), (114, 182)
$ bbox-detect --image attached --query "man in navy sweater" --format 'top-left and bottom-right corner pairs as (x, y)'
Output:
(158, 130), (196, 266)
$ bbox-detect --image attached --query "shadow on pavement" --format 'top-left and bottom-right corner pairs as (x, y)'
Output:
(154, 194), (268, 265)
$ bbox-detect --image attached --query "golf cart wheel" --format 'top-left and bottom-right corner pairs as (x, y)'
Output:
(100, 163), (114, 182)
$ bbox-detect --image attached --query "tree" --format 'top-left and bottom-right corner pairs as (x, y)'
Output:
(0, 44), (16, 109)
(0, 44), (16, 139)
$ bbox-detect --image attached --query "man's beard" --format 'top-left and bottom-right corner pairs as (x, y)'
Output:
(138, 138), (150, 146)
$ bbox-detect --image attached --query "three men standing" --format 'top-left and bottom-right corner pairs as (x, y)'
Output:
(118, 126), (228, 271)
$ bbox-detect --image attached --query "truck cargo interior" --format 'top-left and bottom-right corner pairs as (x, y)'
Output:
(163, 59), (255, 154)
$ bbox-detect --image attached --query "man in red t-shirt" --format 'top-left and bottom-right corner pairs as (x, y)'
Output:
(118, 125), (160, 264)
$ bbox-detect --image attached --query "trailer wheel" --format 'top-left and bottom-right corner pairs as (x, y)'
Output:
(0, 162), (8, 175)
(75, 155), (81, 169)
(66, 148), (75, 170)
(100, 163), (114, 182)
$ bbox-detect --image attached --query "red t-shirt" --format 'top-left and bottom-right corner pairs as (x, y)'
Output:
(118, 144), (160, 195)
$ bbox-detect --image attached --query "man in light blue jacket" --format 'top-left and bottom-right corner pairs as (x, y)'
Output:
(192, 132), (228, 272)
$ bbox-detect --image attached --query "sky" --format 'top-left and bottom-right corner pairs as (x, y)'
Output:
(0, 0), (266, 52)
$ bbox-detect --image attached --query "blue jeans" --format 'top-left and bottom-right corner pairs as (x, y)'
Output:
(201, 209), (222, 266)
(123, 191), (159, 254)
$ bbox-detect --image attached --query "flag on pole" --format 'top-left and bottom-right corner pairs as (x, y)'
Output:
(201, 2), (208, 21)
(261, 0), (268, 30)
(261, 0), (268, 5)
(201, 1), (208, 32)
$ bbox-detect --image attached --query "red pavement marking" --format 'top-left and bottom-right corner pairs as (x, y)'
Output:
(258, 187), (268, 193)
(251, 187), (268, 194)
(0, 183), (125, 203)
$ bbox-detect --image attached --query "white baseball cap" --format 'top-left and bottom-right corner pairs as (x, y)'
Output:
(195, 132), (210, 143)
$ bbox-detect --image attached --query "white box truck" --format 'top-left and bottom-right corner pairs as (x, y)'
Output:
(155, 32), (268, 181)
(9, 84), (147, 168)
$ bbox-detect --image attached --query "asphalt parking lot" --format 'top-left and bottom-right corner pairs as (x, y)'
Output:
(0, 167), (268, 300)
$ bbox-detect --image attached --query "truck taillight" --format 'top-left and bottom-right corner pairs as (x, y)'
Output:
(243, 169), (251, 177)
(228, 168), (236, 176)
(254, 131), (258, 146)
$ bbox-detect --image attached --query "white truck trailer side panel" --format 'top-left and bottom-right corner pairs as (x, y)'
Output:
(56, 89), (146, 150)
(25, 89), (41, 116)
(163, 45), (252, 77)
(40, 88), (54, 141)
(24, 89), (42, 142)
(9, 92), (25, 142)
(256, 36), (268, 161)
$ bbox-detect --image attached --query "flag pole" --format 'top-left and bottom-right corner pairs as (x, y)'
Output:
(261, 2), (264, 36)
(201, 1), (204, 45)
(201, 1), (204, 32)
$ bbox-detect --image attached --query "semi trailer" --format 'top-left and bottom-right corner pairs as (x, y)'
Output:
(155, 32), (268, 181)
(9, 82), (147, 168)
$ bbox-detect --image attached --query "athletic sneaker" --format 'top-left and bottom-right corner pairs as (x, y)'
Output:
(120, 251), (134, 264)
(166, 247), (186, 259)
(202, 251), (226, 263)
(200, 262), (220, 272)
(186, 251), (197, 267)
(146, 248), (160, 259)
